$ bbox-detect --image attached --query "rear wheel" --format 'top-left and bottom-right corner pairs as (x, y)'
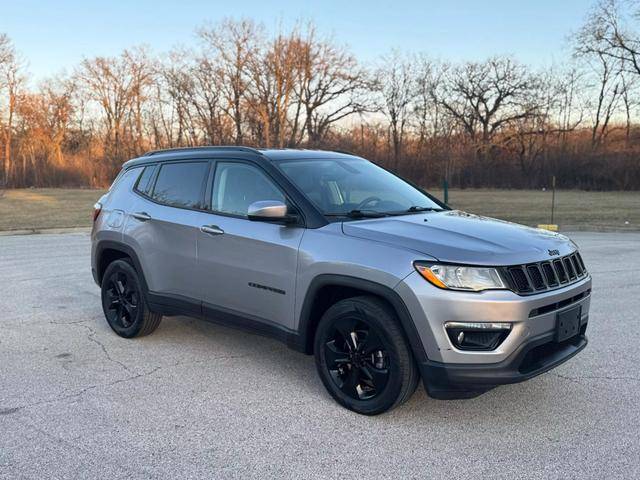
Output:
(101, 259), (162, 338)
(314, 295), (419, 415)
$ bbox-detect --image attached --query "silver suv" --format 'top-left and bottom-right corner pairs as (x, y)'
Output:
(91, 147), (591, 415)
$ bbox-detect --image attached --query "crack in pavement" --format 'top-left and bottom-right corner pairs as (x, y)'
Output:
(2, 366), (163, 414)
(1, 354), (248, 414)
(75, 322), (135, 375)
(551, 372), (640, 384)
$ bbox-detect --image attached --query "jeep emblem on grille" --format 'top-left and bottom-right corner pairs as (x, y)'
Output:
(548, 249), (560, 256)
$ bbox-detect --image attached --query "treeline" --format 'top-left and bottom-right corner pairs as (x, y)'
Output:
(1, 0), (640, 190)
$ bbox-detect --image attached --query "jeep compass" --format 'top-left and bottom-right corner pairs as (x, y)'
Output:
(91, 147), (591, 415)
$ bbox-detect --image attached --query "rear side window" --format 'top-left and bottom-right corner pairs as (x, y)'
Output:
(151, 162), (209, 209)
(134, 165), (157, 196)
(110, 167), (142, 192)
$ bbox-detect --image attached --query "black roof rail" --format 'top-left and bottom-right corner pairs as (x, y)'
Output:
(143, 146), (263, 157)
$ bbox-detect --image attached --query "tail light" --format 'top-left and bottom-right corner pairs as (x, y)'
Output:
(93, 202), (102, 222)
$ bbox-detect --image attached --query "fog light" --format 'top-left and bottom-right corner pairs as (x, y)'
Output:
(445, 322), (512, 351)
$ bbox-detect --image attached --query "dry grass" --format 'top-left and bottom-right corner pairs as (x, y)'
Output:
(430, 189), (640, 231)
(0, 188), (106, 231)
(0, 188), (638, 232)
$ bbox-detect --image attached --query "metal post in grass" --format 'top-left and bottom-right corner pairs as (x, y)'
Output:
(443, 178), (449, 205)
(538, 175), (558, 231)
(551, 175), (556, 224)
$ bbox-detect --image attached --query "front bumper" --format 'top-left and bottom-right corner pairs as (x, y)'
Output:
(420, 330), (588, 398)
(395, 271), (591, 398)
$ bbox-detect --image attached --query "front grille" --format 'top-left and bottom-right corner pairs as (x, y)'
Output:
(541, 262), (558, 287)
(571, 254), (583, 276)
(563, 257), (576, 280)
(509, 267), (531, 292)
(554, 259), (567, 283)
(527, 265), (546, 289)
(503, 252), (588, 295)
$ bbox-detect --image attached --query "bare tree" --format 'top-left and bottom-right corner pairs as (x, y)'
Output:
(433, 56), (540, 163)
(159, 49), (198, 147)
(14, 78), (75, 186)
(199, 19), (260, 144)
(77, 48), (154, 168)
(294, 26), (371, 146)
(577, 0), (640, 75)
(124, 47), (155, 156)
(0, 34), (25, 186)
(575, 5), (627, 148)
(2, 15), (640, 191)
(245, 29), (301, 147)
(376, 51), (415, 167)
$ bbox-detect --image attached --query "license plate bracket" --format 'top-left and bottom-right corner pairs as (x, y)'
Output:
(556, 305), (582, 342)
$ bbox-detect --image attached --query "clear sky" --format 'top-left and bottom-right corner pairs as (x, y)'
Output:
(3, 0), (593, 81)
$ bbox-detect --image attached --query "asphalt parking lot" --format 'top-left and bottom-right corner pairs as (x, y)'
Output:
(1, 231), (639, 479)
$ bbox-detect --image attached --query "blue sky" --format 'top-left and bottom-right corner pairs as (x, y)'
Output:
(3, 0), (592, 81)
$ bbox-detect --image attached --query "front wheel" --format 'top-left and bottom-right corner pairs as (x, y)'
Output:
(314, 296), (419, 415)
(101, 259), (162, 338)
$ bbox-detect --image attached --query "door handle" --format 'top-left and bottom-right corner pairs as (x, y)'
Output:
(132, 212), (152, 221)
(200, 225), (224, 235)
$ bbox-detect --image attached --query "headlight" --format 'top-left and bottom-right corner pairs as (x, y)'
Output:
(414, 262), (507, 292)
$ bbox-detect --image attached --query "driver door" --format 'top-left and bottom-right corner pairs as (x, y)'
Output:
(196, 160), (304, 331)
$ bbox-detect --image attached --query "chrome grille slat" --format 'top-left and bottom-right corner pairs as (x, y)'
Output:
(563, 257), (576, 280)
(526, 264), (546, 290)
(571, 254), (583, 276)
(508, 267), (531, 292)
(541, 262), (558, 287)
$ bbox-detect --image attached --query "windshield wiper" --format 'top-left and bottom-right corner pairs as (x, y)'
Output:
(325, 209), (389, 219)
(405, 206), (444, 212)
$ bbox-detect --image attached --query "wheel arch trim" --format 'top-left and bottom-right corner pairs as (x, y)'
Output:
(94, 240), (149, 294)
(297, 274), (428, 363)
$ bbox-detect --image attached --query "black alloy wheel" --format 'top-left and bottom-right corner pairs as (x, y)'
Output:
(104, 269), (139, 329)
(324, 318), (390, 401)
(100, 259), (162, 338)
(314, 295), (419, 415)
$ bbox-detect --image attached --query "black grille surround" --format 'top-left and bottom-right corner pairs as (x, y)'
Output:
(500, 252), (588, 295)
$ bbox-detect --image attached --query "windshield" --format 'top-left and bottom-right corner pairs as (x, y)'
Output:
(275, 158), (442, 217)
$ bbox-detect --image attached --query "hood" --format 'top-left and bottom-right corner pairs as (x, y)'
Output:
(341, 210), (576, 266)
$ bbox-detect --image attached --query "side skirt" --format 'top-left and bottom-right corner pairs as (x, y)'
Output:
(147, 291), (307, 353)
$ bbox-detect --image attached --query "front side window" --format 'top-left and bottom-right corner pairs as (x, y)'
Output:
(151, 162), (208, 209)
(211, 162), (285, 216)
(275, 158), (441, 217)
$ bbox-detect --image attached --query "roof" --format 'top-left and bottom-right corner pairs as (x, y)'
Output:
(122, 146), (360, 169)
(259, 149), (358, 161)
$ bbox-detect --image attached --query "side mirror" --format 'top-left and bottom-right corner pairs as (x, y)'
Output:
(247, 200), (297, 224)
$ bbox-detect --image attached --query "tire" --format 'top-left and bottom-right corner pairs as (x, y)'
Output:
(100, 259), (162, 338)
(314, 295), (419, 415)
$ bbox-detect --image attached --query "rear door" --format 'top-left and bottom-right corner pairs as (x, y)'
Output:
(196, 160), (304, 330)
(125, 160), (211, 303)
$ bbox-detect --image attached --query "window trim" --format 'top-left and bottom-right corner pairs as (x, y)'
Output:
(129, 160), (212, 213)
(110, 166), (140, 192)
(126, 156), (308, 226)
(133, 164), (159, 198)
(150, 160), (211, 211)
(206, 159), (305, 226)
